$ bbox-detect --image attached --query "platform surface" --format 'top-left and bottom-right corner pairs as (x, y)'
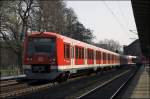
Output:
(122, 64), (150, 98)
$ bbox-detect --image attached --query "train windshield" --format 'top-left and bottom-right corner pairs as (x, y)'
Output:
(27, 38), (56, 57)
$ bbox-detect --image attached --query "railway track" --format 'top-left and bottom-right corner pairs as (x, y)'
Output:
(77, 67), (137, 99)
(0, 79), (18, 87)
(0, 79), (41, 98)
(0, 75), (26, 87)
(0, 77), (88, 98)
(0, 72), (95, 98)
(0, 66), (137, 99)
(10, 66), (135, 99)
(0, 82), (55, 98)
(1, 83), (27, 93)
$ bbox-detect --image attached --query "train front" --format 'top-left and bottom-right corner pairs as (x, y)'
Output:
(23, 32), (58, 80)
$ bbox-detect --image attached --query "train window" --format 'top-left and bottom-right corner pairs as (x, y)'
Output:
(89, 50), (91, 59)
(115, 56), (117, 63)
(118, 56), (120, 63)
(114, 55), (115, 63)
(87, 49), (90, 59)
(75, 46), (78, 59)
(105, 53), (107, 62)
(91, 50), (94, 59)
(96, 51), (100, 60)
(82, 48), (84, 59)
(79, 48), (81, 59)
(64, 43), (70, 59)
(103, 53), (106, 61)
(100, 52), (102, 60)
(116, 56), (118, 63)
(78, 48), (80, 59)
(113, 55), (115, 63)
(114, 56), (116, 63)
(99, 52), (101, 60)
(75, 46), (84, 59)
(108, 54), (110, 63)
(96, 51), (98, 60)
(112, 55), (114, 63)
(27, 38), (56, 57)
(114, 55), (116, 63)
(88, 49), (94, 60)
(110, 54), (112, 63)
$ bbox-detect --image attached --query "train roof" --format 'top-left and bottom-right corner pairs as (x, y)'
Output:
(27, 32), (120, 56)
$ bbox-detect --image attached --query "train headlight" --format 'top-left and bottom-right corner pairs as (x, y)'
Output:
(50, 58), (56, 63)
(50, 58), (55, 61)
(27, 57), (32, 61)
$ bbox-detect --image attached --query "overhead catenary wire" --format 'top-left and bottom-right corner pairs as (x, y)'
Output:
(102, 1), (128, 34)
(102, 1), (139, 41)
(115, 1), (134, 40)
(116, 1), (129, 30)
(116, 1), (138, 37)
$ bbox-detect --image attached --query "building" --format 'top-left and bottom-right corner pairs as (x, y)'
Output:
(123, 39), (142, 57)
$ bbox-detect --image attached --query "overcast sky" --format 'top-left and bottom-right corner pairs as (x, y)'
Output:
(66, 1), (138, 46)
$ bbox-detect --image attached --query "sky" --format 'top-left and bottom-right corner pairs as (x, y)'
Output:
(66, 1), (139, 46)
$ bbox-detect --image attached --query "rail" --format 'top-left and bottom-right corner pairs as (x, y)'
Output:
(77, 70), (131, 99)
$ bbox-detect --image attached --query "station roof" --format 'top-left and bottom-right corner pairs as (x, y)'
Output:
(131, 0), (150, 57)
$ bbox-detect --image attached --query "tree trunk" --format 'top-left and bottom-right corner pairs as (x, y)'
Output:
(17, 47), (23, 74)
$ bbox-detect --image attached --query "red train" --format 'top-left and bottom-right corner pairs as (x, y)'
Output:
(23, 32), (136, 81)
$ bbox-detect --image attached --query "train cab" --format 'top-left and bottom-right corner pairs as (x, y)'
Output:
(23, 32), (60, 79)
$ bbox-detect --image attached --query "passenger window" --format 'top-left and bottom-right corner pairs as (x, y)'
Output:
(79, 48), (81, 59)
(75, 46), (78, 59)
(91, 50), (94, 59)
(96, 51), (100, 60)
(82, 48), (84, 59)
(103, 53), (106, 61)
(64, 43), (70, 59)
(87, 49), (90, 59)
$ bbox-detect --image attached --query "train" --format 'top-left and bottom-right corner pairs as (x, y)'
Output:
(23, 32), (137, 81)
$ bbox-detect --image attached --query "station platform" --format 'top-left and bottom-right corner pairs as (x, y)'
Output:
(122, 64), (150, 98)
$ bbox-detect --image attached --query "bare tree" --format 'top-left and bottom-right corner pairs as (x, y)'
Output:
(0, 0), (34, 71)
(96, 39), (122, 53)
(35, 0), (66, 33)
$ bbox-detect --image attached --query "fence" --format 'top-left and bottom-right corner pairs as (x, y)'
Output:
(0, 41), (22, 77)
(0, 65), (21, 77)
